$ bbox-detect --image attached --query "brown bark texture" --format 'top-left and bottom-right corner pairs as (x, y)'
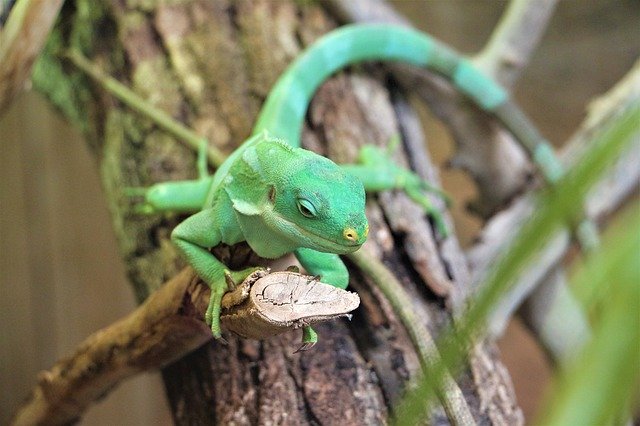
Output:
(33, 0), (522, 424)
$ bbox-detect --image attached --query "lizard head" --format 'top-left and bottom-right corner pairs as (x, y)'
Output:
(269, 150), (368, 254)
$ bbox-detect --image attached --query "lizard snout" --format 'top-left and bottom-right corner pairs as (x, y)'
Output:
(343, 224), (368, 245)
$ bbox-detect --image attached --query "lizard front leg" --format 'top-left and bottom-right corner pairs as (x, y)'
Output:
(171, 208), (256, 339)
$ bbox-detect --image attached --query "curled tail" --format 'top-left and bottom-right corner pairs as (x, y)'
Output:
(252, 24), (562, 184)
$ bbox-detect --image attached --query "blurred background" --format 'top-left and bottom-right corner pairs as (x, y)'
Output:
(1, 1), (638, 424)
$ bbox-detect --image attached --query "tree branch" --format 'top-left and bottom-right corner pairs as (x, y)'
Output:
(29, 1), (524, 422)
(323, 0), (553, 216)
(473, 0), (559, 89)
(0, 0), (63, 116)
(10, 269), (359, 426)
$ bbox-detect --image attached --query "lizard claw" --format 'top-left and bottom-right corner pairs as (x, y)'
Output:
(293, 341), (316, 353)
(294, 326), (318, 353)
(224, 270), (237, 291)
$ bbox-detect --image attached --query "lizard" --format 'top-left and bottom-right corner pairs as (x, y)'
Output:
(70, 24), (594, 352)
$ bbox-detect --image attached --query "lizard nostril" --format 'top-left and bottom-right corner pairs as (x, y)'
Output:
(343, 228), (358, 242)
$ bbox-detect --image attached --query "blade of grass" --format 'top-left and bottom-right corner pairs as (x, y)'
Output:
(570, 203), (640, 314)
(392, 103), (640, 424)
(536, 205), (640, 425)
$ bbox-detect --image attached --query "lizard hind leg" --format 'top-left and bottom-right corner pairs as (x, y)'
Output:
(123, 177), (213, 215)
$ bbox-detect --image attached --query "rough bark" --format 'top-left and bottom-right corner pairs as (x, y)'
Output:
(31, 0), (522, 423)
(11, 269), (362, 425)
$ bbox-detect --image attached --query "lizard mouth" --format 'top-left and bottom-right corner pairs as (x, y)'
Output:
(298, 225), (362, 253)
(282, 217), (362, 253)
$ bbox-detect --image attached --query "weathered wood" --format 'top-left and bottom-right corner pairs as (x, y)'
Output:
(10, 269), (206, 426)
(221, 270), (360, 339)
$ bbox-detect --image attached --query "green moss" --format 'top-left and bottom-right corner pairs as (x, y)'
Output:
(32, 0), (118, 135)
(132, 57), (184, 118)
(69, 0), (110, 55)
(32, 29), (89, 131)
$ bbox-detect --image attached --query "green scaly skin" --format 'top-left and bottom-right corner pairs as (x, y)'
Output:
(74, 24), (591, 350)
(170, 131), (369, 346)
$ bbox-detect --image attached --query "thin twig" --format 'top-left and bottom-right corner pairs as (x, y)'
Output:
(348, 250), (476, 426)
(64, 49), (227, 168)
(473, 0), (559, 88)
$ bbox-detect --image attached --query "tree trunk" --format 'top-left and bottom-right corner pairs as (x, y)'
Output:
(33, 0), (522, 423)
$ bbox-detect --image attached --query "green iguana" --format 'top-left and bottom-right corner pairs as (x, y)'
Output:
(75, 24), (589, 351)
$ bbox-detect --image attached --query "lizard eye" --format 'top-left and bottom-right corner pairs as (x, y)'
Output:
(297, 199), (317, 218)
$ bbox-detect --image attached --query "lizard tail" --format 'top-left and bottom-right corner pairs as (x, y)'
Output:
(252, 23), (562, 184)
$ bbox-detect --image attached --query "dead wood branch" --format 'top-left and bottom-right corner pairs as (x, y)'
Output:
(473, 0), (559, 89)
(11, 269), (359, 426)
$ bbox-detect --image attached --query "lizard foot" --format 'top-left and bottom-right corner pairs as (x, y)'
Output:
(206, 266), (263, 339)
(205, 285), (225, 340)
(294, 326), (318, 353)
(405, 185), (449, 238)
(123, 187), (160, 215)
(357, 143), (450, 237)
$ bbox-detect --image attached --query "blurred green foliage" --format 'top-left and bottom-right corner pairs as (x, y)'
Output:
(393, 104), (640, 424)
(538, 203), (639, 425)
